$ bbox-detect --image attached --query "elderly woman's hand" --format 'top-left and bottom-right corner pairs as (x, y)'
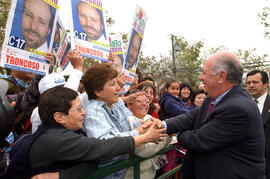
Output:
(122, 91), (145, 105)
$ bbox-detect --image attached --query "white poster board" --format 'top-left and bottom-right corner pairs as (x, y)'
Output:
(123, 5), (148, 73)
(69, 0), (110, 62)
(0, 0), (59, 75)
(109, 33), (124, 74)
(121, 5), (148, 94)
(52, 17), (71, 70)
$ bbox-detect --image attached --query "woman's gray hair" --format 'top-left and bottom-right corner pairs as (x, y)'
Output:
(212, 52), (243, 84)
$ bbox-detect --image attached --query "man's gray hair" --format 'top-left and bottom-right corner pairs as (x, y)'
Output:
(212, 52), (243, 84)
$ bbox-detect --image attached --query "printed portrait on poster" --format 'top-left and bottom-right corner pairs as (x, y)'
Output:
(71, 0), (107, 44)
(70, 0), (110, 61)
(9, 0), (57, 54)
(1, 0), (59, 75)
(124, 30), (142, 72)
(109, 33), (124, 74)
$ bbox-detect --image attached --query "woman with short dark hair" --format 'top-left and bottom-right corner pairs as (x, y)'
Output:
(190, 89), (207, 109)
(82, 63), (160, 179)
(179, 82), (193, 106)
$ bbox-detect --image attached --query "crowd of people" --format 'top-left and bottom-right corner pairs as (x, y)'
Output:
(0, 50), (268, 179)
(0, 0), (268, 178)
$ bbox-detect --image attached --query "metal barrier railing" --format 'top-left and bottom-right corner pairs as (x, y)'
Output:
(84, 144), (181, 179)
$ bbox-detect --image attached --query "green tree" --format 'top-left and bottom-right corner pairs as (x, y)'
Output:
(138, 36), (205, 88)
(0, 0), (11, 74)
(202, 46), (228, 57)
(0, 0), (10, 46)
(138, 54), (173, 86)
(236, 48), (270, 84)
(83, 58), (99, 72)
(259, 5), (270, 40)
(174, 36), (204, 88)
(237, 48), (269, 72)
(258, 2), (270, 74)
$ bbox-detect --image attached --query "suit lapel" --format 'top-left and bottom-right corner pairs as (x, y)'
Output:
(262, 94), (270, 126)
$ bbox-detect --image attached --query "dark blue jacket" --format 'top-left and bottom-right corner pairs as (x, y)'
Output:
(5, 124), (75, 179)
(166, 84), (265, 179)
(5, 122), (135, 179)
(160, 92), (191, 118)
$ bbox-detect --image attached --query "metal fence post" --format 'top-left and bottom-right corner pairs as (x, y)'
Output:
(133, 162), (140, 179)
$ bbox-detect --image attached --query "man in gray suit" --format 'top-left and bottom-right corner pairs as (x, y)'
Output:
(247, 70), (270, 178)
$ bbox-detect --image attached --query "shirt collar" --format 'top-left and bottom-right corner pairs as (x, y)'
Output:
(211, 88), (232, 106)
(90, 98), (122, 110)
(255, 92), (267, 105)
(36, 42), (48, 52)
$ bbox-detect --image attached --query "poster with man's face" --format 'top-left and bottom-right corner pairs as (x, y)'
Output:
(121, 5), (147, 94)
(0, 0), (59, 75)
(124, 30), (142, 72)
(70, 0), (110, 62)
(52, 17), (71, 71)
(123, 5), (148, 74)
(109, 33), (124, 74)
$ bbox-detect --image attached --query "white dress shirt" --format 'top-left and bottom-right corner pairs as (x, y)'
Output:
(254, 92), (267, 114)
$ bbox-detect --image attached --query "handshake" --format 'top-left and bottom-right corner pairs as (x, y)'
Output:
(134, 118), (167, 146)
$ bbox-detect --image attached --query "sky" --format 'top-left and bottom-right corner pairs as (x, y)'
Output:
(59, 0), (270, 62)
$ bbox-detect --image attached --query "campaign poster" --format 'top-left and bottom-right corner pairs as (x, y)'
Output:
(109, 33), (124, 74)
(0, 0), (59, 76)
(124, 5), (148, 73)
(120, 5), (147, 94)
(120, 70), (138, 95)
(52, 17), (71, 71)
(69, 0), (110, 62)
